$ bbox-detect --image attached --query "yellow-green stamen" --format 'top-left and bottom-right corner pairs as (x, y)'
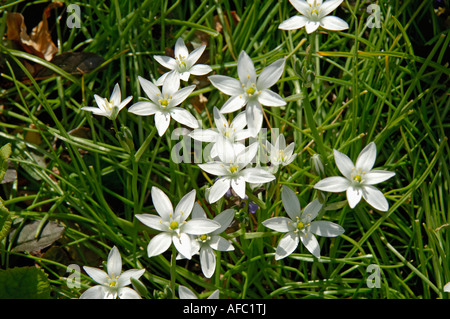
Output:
(170, 221), (179, 230)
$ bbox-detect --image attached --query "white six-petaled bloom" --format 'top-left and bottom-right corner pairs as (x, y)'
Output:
(314, 142), (395, 212)
(154, 37), (212, 86)
(208, 51), (286, 137)
(279, 0), (349, 34)
(262, 186), (345, 259)
(180, 203), (235, 278)
(135, 187), (221, 259)
(81, 83), (132, 121)
(189, 106), (251, 159)
(265, 134), (297, 168)
(128, 71), (198, 136)
(199, 140), (275, 203)
(80, 246), (145, 299)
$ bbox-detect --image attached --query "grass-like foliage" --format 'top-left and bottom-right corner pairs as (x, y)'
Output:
(0, 0), (449, 299)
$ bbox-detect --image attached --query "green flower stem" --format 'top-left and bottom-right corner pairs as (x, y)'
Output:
(170, 245), (177, 299)
(301, 85), (328, 165)
(134, 126), (157, 162)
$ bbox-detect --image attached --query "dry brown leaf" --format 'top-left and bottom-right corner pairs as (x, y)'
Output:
(6, 2), (63, 61)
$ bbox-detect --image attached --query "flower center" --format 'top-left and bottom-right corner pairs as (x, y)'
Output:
(160, 99), (169, 107)
(108, 274), (120, 288)
(246, 87), (256, 95)
(176, 55), (188, 72)
(277, 150), (286, 162)
(297, 221), (305, 230)
(308, 0), (321, 19)
(169, 221), (179, 230)
(229, 165), (239, 173)
(351, 168), (366, 184)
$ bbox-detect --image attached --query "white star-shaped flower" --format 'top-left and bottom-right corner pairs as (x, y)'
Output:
(189, 106), (251, 159)
(314, 142), (395, 212)
(128, 71), (198, 136)
(199, 140), (275, 203)
(208, 51), (286, 137)
(279, 0), (349, 34)
(135, 187), (221, 259)
(81, 83), (132, 120)
(262, 186), (345, 259)
(265, 134), (297, 168)
(178, 203), (235, 278)
(80, 246), (145, 299)
(154, 37), (212, 86)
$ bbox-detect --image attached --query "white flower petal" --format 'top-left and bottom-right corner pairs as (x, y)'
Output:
(319, 0), (344, 17)
(346, 185), (362, 209)
(364, 170), (395, 185)
(443, 282), (450, 292)
(275, 232), (299, 260)
(138, 76), (161, 102)
(151, 187), (173, 220)
(208, 75), (243, 96)
(154, 111), (171, 136)
(355, 142), (377, 172)
(305, 21), (320, 33)
(189, 128), (218, 142)
(209, 236), (234, 251)
(169, 85), (196, 107)
(302, 199), (323, 221)
(83, 267), (109, 286)
(362, 185), (390, 212)
(118, 287), (142, 299)
(147, 232), (172, 257)
(257, 58), (285, 90)
(198, 162), (229, 176)
(289, 0), (311, 15)
(237, 51), (257, 84)
(117, 269), (145, 287)
(189, 64), (212, 76)
(231, 175), (246, 199)
(136, 214), (166, 232)
(309, 221), (345, 237)
(107, 246), (122, 278)
(170, 107), (199, 129)
(173, 232), (192, 259)
(246, 100), (263, 137)
(81, 106), (109, 117)
(187, 45), (206, 65)
(300, 232), (321, 258)
(208, 177), (231, 203)
(175, 189), (196, 222)
(200, 245), (216, 278)
(179, 286), (198, 299)
(162, 70), (181, 97)
(333, 149), (355, 179)
(282, 186), (301, 220)
(174, 37), (189, 60)
(128, 101), (160, 116)
(220, 94), (248, 114)
(109, 83), (121, 105)
(257, 89), (286, 107)
(314, 176), (350, 192)
(262, 217), (293, 233)
(242, 167), (275, 184)
(80, 285), (107, 299)
(212, 209), (235, 234)
(320, 15), (349, 31)
(153, 55), (177, 70)
(183, 219), (221, 235)
(279, 15), (309, 30)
